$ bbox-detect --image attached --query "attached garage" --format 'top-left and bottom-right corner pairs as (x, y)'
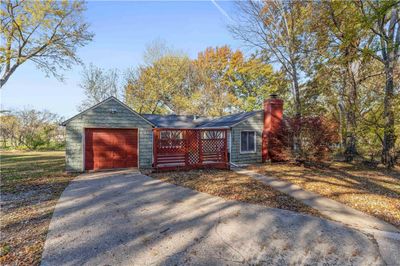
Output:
(62, 97), (155, 172)
(84, 128), (138, 170)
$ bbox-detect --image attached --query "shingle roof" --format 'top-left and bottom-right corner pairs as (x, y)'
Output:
(141, 114), (211, 128)
(198, 111), (261, 128)
(61, 96), (263, 128)
(61, 97), (155, 127)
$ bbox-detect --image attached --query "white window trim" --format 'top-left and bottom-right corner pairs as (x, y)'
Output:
(240, 130), (256, 154)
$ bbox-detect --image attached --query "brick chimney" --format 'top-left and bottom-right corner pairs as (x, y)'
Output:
(262, 94), (284, 162)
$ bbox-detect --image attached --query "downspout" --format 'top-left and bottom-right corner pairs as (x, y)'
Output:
(228, 129), (240, 168)
(230, 162), (240, 168)
(229, 129), (232, 163)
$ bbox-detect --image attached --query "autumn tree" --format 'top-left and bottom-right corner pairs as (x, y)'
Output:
(0, 112), (19, 147)
(193, 46), (242, 116)
(125, 45), (281, 116)
(125, 55), (193, 114)
(193, 46), (284, 116)
(231, 54), (288, 111)
(231, 0), (314, 157)
(307, 1), (375, 161)
(125, 40), (193, 114)
(354, 0), (399, 168)
(0, 0), (93, 88)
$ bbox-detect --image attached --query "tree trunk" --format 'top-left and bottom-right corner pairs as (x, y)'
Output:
(338, 103), (344, 149)
(1, 64), (18, 88)
(381, 63), (396, 168)
(292, 65), (302, 159)
(344, 62), (358, 162)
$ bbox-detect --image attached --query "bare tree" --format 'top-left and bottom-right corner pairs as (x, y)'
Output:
(78, 64), (120, 111)
(142, 38), (178, 66)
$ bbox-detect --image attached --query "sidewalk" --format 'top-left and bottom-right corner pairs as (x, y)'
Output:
(233, 167), (400, 266)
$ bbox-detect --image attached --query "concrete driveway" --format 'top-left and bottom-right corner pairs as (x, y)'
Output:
(41, 170), (385, 266)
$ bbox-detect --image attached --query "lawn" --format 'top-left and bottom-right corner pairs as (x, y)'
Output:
(248, 162), (400, 228)
(0, 151), (76, 265)
(149, 169), (321, 217)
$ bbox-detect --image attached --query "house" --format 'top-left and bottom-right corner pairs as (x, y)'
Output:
(61, 96), (283, 172)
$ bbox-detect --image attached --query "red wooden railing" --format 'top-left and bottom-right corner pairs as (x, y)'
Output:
(153, 128), (229, 171)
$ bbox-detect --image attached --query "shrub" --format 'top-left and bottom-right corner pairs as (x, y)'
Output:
(270, 116), (339, 161)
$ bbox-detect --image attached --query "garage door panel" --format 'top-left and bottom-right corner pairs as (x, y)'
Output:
(94, 151), (114, 160)
(92, 134), (114, 145)
(124, 149), (136, 156)
(95, 160), (113, 170)
(92, 147), (117, 153)
(85, 128), (138, 170)
(113, 153), (126, 160)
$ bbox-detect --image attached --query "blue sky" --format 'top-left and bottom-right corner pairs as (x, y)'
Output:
(1, 1), (244, 118)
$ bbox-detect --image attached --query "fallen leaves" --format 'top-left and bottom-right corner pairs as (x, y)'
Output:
(0, 151), (77, 266)
(249, 162), (400, 228)
(149, 169), (321, 217)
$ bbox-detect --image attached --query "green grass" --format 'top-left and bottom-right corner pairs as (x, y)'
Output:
(0, 151), (68, 192)
(1, 151), (77, 265)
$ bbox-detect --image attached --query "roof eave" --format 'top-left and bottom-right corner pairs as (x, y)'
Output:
(153, 126), (230, 130)
(195, 126), (230, 129)
(61, 96), (156, 127)
(227, 111), (262, 128)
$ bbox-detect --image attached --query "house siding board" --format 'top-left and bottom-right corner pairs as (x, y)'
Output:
(65, 99), (153, 172)
(230, 112), (263, 164)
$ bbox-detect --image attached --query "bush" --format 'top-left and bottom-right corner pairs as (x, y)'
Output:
(269, 116), (339, 162)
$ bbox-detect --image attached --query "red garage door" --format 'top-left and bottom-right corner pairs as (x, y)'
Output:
(85, 128), (138, 170)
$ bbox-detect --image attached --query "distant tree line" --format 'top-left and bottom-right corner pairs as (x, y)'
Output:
(0, 109), (65, 150)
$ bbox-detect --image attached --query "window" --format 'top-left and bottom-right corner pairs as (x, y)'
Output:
(201, 130), (225, 139)
(240, 131), (256, 153)
(159, 130), (183, 148)
(160, 130), (183, 140)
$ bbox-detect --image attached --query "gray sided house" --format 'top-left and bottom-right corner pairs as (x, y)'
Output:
(62, 96), (283, 172)
(62, 98), (154, 172)
(199, 111), (264, 165)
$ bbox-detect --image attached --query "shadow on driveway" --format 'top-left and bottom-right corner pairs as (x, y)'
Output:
(41, 170), (384, 265)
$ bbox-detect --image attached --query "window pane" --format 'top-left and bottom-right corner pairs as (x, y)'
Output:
(241, 132), (247, 151)
(248, 132), (255, 151)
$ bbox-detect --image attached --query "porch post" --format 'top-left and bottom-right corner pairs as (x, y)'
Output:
(198, 130), (203, 165)
(153, 129), (159, 168)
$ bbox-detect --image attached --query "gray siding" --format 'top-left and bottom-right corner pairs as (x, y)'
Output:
(65, 98), (153, 172)
(230, 112), (263, 164)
